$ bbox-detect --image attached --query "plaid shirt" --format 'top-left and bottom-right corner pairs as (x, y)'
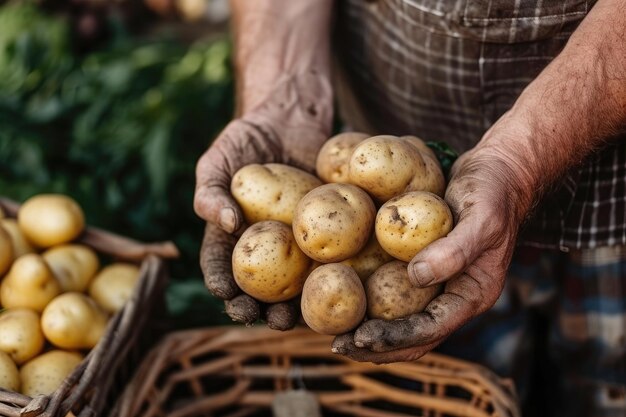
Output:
(334, 0), (626, 251)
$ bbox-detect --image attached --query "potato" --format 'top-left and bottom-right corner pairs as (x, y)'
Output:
(20, 350), (84, 397)
(315, 132), (368, 183)
(231, 164), (322, 225)
(348, 135), (445, 201)
(301, 264), (366, 335)
(365, 260), (442, 320)
(0, 254), (61, 312)
(18, 194), (85, 248)
(1, 218), (35, 258)
(41, 292), (108, 349)
(293, 183), (375, 262)
(400, 135), (437, 161)
(0, 309), (45, 364)
(341, 234), (393, 281)
(0, 351), (19, 392)
(376, 191), (453, 262)
(0, 226), (12, 277)
(88, 263), (140, 313)
(232, 221), (312, 303)
(43, 244), (100, 292)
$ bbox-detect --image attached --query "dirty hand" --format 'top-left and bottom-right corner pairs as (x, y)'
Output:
(332, 130), (535, 363)
(194, 73), (332, 329)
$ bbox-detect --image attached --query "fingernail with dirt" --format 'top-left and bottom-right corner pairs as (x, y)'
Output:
(219, 207), (236, 232)
(410, 262), (435, 287)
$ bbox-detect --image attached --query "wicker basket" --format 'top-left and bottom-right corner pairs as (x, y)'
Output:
(113, 326), (521, 417)
(0, 198), (179, 417)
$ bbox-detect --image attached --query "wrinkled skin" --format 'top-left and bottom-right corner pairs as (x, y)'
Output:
(331, 143), (532, 363)
(194, 73), (332, 328)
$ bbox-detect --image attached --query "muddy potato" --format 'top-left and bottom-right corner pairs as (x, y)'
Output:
(18, 194), (85, 248)
(43, 244), (100, 293)
(41, 293), (108, 350)
(1, 218), (35, 258)
(0, 254), (61, 312)
(301, 264), (366, 335)
(233, 221), (312, 303)
(88, 263), (140, 313)
(231, 164), (322, 225)
(341, 234), (393, 281)
(366, 260), (442, 320)
(0, 351), (19, 392)
(293, 183), (375, 263)
(20, 350), (84, 397)
(376, 191), (453, 262)
(0, 309), (45, 364)
(348, 135), (445, 201)
(315, 132), (368, 183)
(0, 226), (12, 277)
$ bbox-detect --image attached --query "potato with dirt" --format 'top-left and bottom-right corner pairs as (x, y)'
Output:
(293, 183), (376, 263)
(376, 191), (453, 262)
(18, 194), (85, 248)
(231, 163), (322, 225)
(89, 263), (140, 313)
(0, 351), (19, 392)
(365, 260), (442, 320)
(301, 263), (366, 335)
(41, 292), (108, 350)
(348, 135), (445, 202)
(232, 220), (312, 303)
(43, 244), (100, 292)
(341, 234), (393, 281)
(0, 309), (45, 364)
(20, 350), (84, 397)
(0, 254), (61, 312)
(315, 132), (368, 183)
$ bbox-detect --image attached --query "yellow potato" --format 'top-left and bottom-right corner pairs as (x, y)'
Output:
(88, 263), (140, 313)
(1, 218), (35, 258)
(341, 234), (393, 281)
(0, 309), (45, 364)
(349, 135), (445, 201)
(376, 191), (453, 262)
(301, 263), (366, 335)
(1, 254), (61, 312)
(0, 351), (19, 392)
(293, 183), (376, 262)
(400, 135), (437, 161)
(232, 221), (312, 303)
(18, 194), (85, 248)
(0, 226), (13, 277)
(231, 163), (322, 225)
(41, 292), (108, 349)
(365, 260), (442, 320)
(43, 244), (100, 292)
(315, 132), (368, 183)
(20, 350), (84, 397)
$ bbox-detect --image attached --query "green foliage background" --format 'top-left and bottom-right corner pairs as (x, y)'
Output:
(0, 3), (234, 327)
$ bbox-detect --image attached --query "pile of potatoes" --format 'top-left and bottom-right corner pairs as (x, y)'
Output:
(230, 133), (453, 335)
(0, 195), (140, 397)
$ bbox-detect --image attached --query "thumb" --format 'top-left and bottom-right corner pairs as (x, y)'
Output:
(408, 214), (492, 288)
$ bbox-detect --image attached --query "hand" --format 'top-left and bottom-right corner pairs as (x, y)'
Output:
(332, 136), (535, 363)
(194, 72), (332, 328)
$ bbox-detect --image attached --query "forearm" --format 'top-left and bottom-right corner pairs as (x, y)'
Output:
(231, 0), (334, 115)
(477, 0), (626, 216)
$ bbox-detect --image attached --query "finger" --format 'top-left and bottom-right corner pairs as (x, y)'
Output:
(194, 120), (280, 233)
(354, 268), (498, 352)
(225, 294), (260, 325)
(200, 222), (240, 300)
(331, 333), (440, 364)
(407, 211), (495, 288)
(265, 299), (299, 331)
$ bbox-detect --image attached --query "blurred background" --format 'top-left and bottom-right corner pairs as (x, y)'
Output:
(0, 0), (235, 327)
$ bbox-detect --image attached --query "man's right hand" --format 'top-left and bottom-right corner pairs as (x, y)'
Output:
(194, 72), (332, 329)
